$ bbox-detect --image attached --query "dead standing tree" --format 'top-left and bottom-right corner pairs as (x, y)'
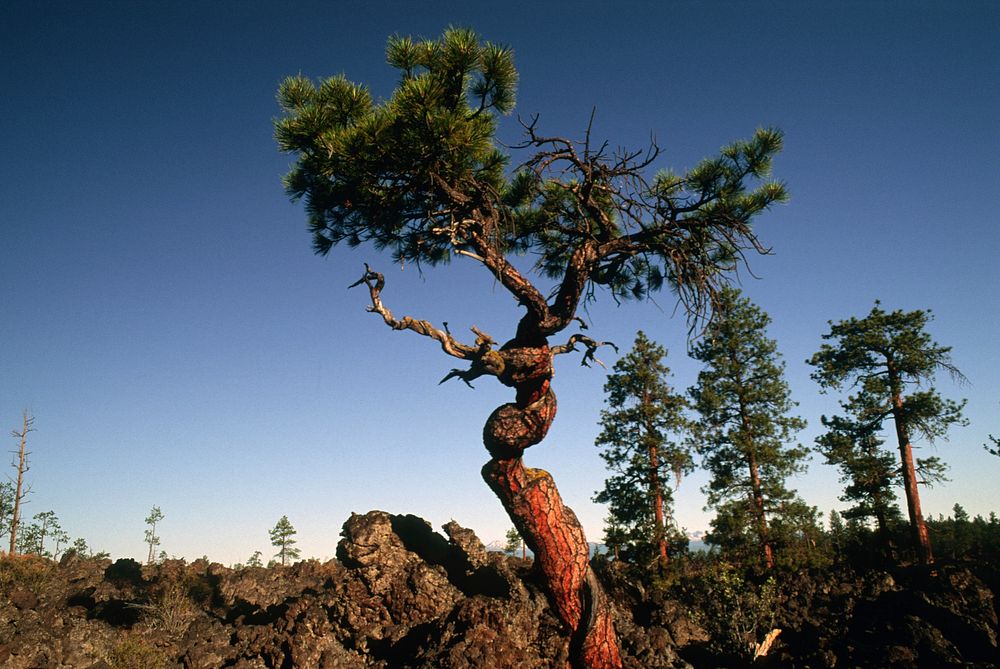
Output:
(276, 28), (788, 668)
(9, 411), (34, 555)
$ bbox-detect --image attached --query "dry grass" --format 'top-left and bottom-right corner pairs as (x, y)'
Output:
(106, 634), (169, 669)
(0, 552), (56, 596)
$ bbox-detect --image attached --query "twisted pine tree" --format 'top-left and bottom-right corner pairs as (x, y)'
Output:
(594, 331), (691, 568)
(275, 28), (788, 667)
(809, 303), (966, 565)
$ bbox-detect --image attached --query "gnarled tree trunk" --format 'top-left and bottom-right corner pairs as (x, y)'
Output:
(481, 341), (622, 669)
(351, 269), (623, 668)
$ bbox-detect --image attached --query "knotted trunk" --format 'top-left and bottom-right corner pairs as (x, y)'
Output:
(482, 341), (622, 669)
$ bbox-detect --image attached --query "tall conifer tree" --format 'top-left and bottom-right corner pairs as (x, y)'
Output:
(809, 303), (966, 565)
(144, 505), (164, 565)
(269, 515), (301, 566)
(689, 288), (807, 569)
(594, 331), (691, 567)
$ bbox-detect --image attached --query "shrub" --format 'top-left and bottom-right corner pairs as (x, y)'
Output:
(106, 635), (168, 669)
(679, 560), (780, 661)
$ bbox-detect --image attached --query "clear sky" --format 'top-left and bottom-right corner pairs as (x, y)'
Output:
(2, 1), (998, 565)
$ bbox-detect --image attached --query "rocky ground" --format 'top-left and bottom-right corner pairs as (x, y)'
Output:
(1, 510), (997, 668)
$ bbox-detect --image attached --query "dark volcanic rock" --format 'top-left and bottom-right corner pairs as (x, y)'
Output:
(774, 564), (999, 669)
(3, 512), (995, 668)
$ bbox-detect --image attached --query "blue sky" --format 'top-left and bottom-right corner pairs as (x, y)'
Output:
(2, 1), (998, 564)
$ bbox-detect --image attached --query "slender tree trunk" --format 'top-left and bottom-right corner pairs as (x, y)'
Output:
(889, 382), (933, 565)
(9, 412), (32, 555)
(648, 442), (668, 565)
(748, 453), (774, 570)
(642, 389), (668, 566)
(482, 342), (622, 669)
(147, 521), (157, 565)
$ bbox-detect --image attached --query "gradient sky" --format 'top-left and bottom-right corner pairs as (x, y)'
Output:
(3, 1), (998, 565)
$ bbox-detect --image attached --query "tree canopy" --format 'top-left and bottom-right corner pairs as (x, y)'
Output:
(276, 27), (788, 342)
(269, 515), (301, 566)
(276, 28), (790, 668)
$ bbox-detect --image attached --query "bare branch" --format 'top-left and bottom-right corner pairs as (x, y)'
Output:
(349, 264), (478, 360)
(552, 333), (619, 368)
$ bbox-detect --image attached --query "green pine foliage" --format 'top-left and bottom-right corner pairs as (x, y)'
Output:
(144, 506), (164, 566)
(688, 287), (809, 568)
(503, 526), (523, 556)
(808, 303), (967, 444)
(816, 407), (901, 555)
(927, 506), (1000, 562)
(276, 27), (514, 263)
(0, 480), (13, 545)
(269, 516), (301, 566)
(594, 332), (692, 566)
(275, 27), (788, 316)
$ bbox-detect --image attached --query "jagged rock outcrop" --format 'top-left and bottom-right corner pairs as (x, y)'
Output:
(0, 511), (690, 668)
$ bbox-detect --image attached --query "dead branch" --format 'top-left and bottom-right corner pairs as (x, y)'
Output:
(349, 264), (478, 360)
(551, 333), (619, 368)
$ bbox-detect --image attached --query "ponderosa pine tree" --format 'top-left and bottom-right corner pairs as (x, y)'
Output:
(269, 515), (301, 566)
(594, 331), (691, 568)
(808, 303), (967, 566)
(275, 28), (788, 666)
(689, 287), (807, 570)
(0, 480), (14, 545)
(31, 510), (61, 557)
(504, 526), (526, 558)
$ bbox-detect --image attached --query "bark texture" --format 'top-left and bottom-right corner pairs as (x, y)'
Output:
(748, 452), (775, 570)
(892, 390), (934, 565)
(648, 442), (669, 565)
(482, 341), (623, 669)
(887, 359), (933, 566)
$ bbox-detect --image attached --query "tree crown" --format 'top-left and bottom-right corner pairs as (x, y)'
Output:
(808, 302), (967, 443)
(808, 302), (962, 391)
(276, 28), (788, 336)
(688, 287), (807, 503)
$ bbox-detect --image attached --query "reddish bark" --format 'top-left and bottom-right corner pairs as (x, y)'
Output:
(351, 271), (623, 667)
(891, 386), (934, 565)
(483, 342), (623, 669)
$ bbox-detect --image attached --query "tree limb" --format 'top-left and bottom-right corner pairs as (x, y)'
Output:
(349, 264), (479, 360)
(551, 333), (619, 368)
